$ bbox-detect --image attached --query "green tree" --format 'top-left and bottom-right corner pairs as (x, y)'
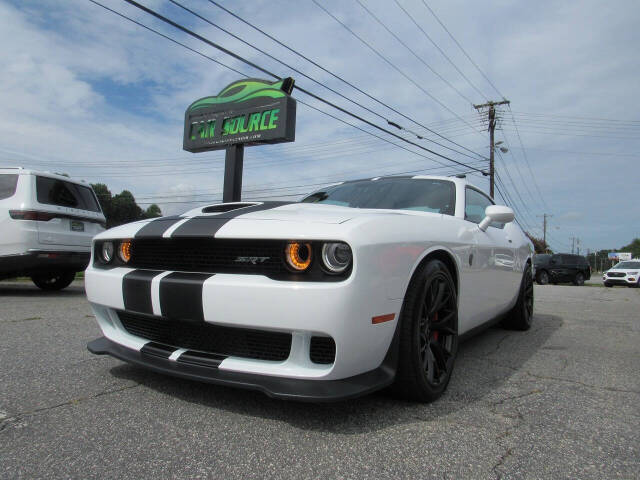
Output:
(619, 238), (640, 258)
(144, 203), (162, 219)
(91, 184), (161, 228)
(525, 232), (550, 254)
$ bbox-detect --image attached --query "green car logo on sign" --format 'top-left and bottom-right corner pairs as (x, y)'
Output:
(183, 78), (296, 153)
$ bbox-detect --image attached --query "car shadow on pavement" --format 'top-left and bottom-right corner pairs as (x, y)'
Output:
(109, 313), (562, 435)
(0, 282), (85, 297)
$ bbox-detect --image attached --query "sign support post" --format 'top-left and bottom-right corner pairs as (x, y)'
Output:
(223, 144), (244, 202)
(183, 77), (296, 203)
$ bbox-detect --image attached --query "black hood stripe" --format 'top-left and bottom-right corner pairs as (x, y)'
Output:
(170, 201), (293, 238)
(135, 216), (183, 239)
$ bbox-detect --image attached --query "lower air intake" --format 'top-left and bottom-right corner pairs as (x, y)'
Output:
(118, 311), (291, 362)
(309, 336), (336, 364)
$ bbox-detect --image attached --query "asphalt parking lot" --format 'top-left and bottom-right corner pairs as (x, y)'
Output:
(1, 280), (638, 479)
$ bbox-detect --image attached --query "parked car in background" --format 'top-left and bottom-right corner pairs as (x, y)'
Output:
(603, 260), (640, 288)
(533, 253), (591, 286)
(0, 167), (106, 290)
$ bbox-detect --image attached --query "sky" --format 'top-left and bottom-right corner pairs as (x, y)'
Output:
(1, 0), (639, 253)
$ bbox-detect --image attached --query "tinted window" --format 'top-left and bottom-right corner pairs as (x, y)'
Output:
(0, 174), (19, 200)
(615, 261), (640, 269)
(465, 188), (492, 223)
(302, 178), (456, 215)
(36, 176), (101, 212)
(464, 187), (505, 229)
(534, 254), (551, 264)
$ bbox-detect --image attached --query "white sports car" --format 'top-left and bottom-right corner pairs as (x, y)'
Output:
(86, 175), (534, 402)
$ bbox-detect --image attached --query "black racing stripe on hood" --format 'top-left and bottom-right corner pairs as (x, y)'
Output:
(135, 216), (182, 239)
(170, 201), (293, 238)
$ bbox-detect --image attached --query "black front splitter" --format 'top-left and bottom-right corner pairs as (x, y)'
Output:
(87, 337), (395, 402)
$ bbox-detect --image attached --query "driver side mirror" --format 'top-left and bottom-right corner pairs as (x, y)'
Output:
(478, 205), (515, 232)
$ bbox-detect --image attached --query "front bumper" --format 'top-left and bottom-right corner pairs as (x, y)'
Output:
(88, 336), (395, 402)
(603, 276), (638, 286)
(85, 265), (402, 384)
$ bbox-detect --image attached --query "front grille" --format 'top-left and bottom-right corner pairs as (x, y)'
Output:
(118, 311), (292, 361)
(129, 238), (286, 276)
(608, 272), (625, 278)
(310, 336), (336, 364)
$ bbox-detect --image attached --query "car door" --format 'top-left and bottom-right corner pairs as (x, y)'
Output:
(464, 187), (516, 328)
(549, 254), (568, 282)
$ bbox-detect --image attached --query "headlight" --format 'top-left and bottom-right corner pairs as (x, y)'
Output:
(118, 239), (132, 263)
(284, 242), (312, 271)
(101, 241), (114, 263)
(627, 271), (638, 275)
(321, 242), (352, 274)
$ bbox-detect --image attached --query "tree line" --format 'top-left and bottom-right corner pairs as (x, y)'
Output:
(91, 183), (161, 229)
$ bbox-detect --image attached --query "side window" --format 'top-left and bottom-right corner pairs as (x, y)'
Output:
(465, 187), (504, 228)
(552, 255), (563, 265)
(0, 174), (19, 200)
(465, 187), (492, 224)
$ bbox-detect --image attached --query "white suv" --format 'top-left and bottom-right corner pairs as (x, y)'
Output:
(603, 260), (640, 288)
(0, 167), (106, 290)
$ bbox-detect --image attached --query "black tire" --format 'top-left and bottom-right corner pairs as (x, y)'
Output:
(503, 264), (534, 331)
(392, 259), (458, 402)
(573, 272), (585, 286)
(604, 282), (613, 288)
(31, 272), (76, 291)
(536, 270), (549, 285)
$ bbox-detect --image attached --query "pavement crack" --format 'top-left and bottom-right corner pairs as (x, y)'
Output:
(8, 383), (142, 424)
(523, 371), (640, 395)
(489, 388), (542, 479)
(5, 316), (43, 323)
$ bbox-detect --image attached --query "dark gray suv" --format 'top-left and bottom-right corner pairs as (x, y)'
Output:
(533, 253), (591, 286)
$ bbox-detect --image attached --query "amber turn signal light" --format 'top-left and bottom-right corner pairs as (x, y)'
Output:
(285, 242), (312, 271)
(118, 239), (132, 263)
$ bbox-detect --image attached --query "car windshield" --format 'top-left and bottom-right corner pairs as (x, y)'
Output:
(301, 178), (456, 215)
(613, 261), (640, 269)
(534, 254), (551, 264)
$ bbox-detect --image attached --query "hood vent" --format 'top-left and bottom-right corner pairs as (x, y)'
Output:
(201, 203), (258, 214)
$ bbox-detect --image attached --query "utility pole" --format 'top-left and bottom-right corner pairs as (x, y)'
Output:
(474, 99), (510, 198)
(537, 213), (553, 252)
(569, 237), (580, 255)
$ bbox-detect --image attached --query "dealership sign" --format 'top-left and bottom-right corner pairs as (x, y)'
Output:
(183, 78), (296, 153)
(608, 252), (632, 261)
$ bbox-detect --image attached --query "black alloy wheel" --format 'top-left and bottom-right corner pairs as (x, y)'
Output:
(393, 259), (458, 402)
(537, 270), (549, 285)
(31, 272), (76, 291)
(574, 272), (585, 286)
(503, 264), (534, 331)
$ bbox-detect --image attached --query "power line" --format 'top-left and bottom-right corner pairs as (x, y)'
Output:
(392, 0), (488, 101)
(354, 0), (474, 105)
(506, 105), (549, 211)
(419, 0), (505, 100)
(309, 0), (485, 140)
(509, 111), (640, 124)
(206, 0), (487, 160)
(118, 0), (486, 173)
(168, 0), (478, 162)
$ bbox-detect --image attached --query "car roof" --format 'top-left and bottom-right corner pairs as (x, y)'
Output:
(0, 166), (90, 186)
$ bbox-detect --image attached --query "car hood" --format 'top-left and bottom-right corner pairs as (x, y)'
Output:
(181, 201), (416, 224)
(95, 201), (431, 240)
